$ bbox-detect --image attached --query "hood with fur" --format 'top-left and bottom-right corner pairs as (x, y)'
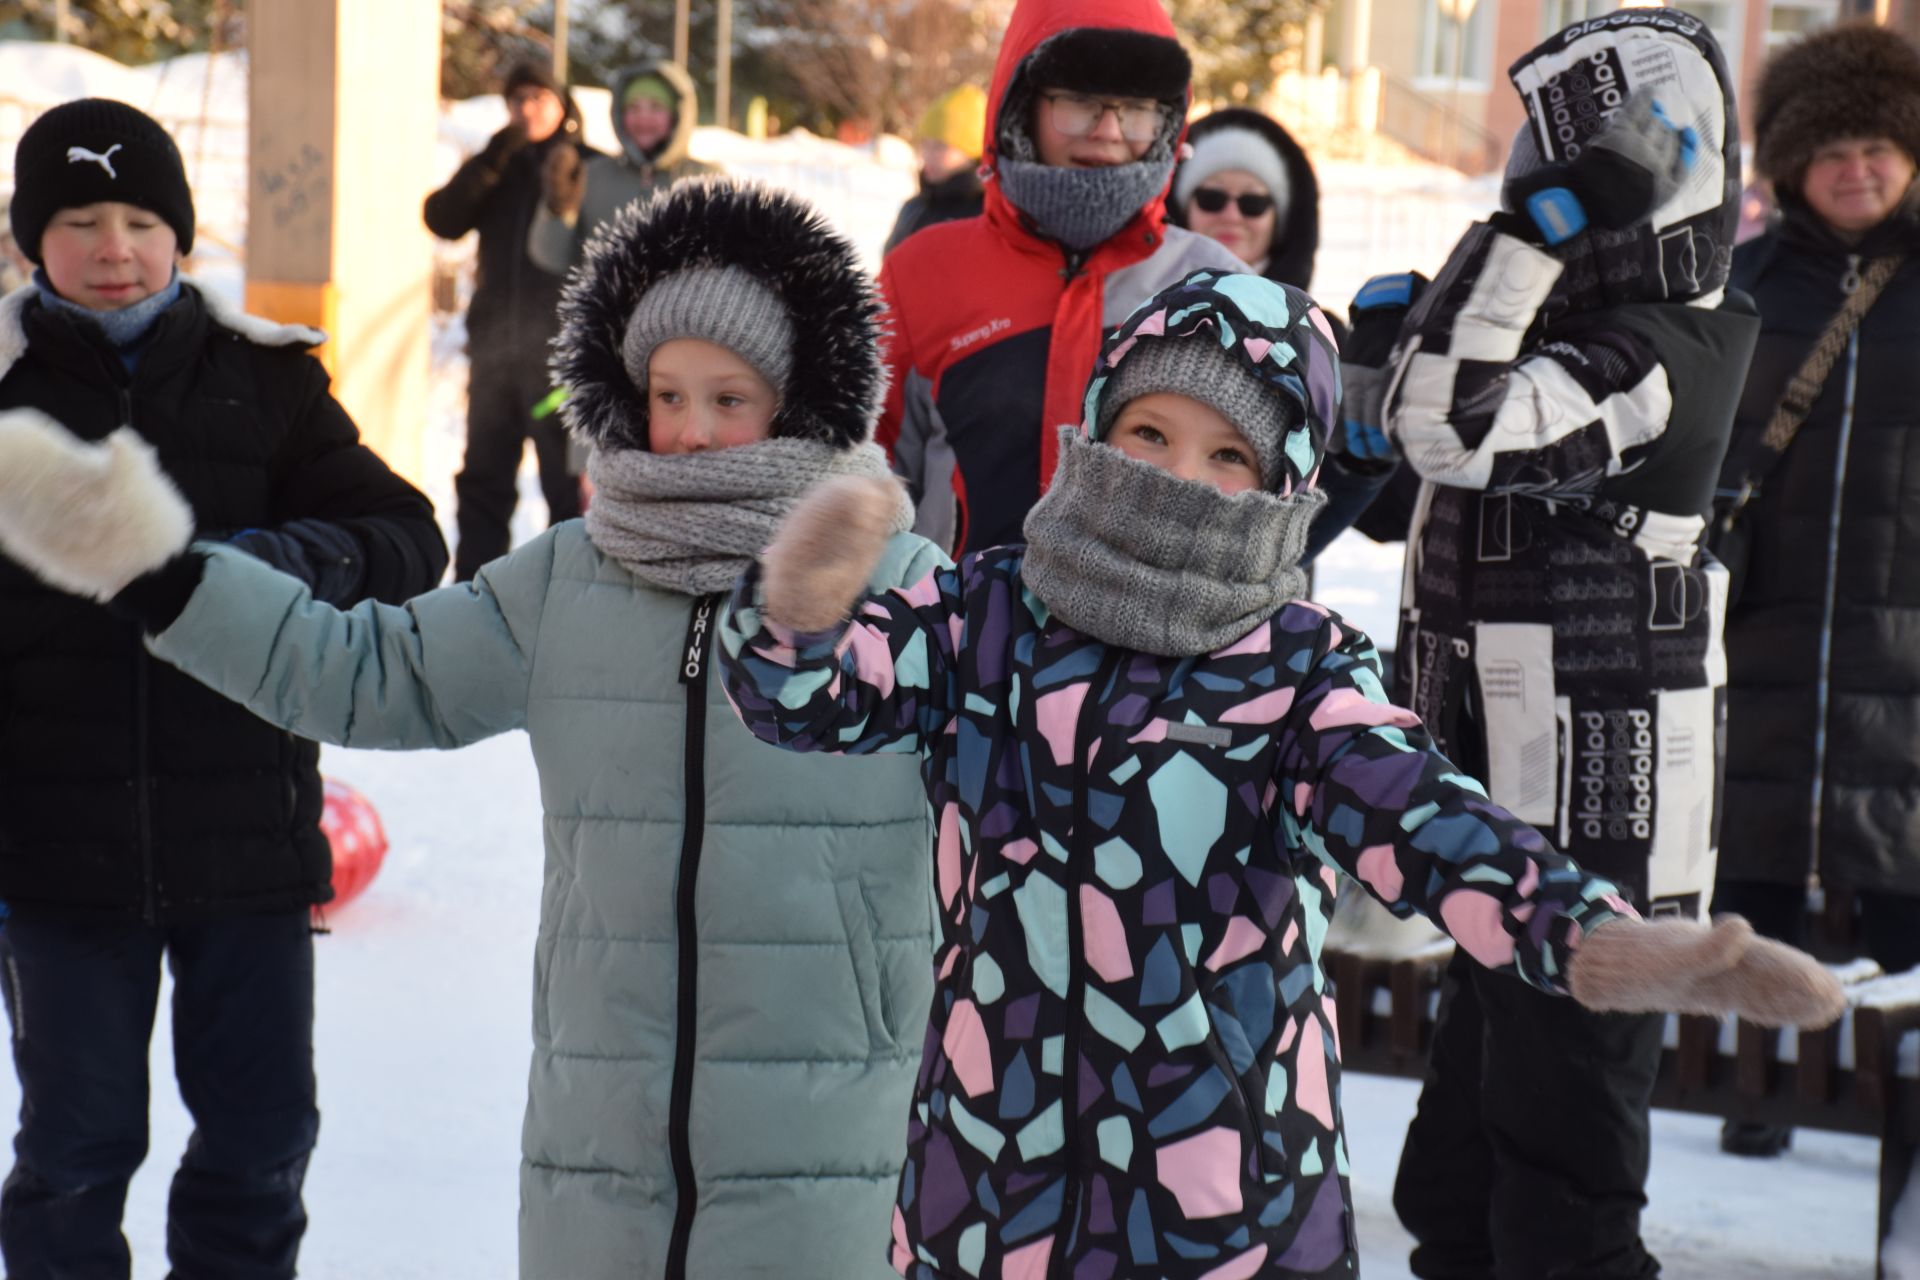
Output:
(1508, 8), (1740, 303)
(551, 177), (884, 453)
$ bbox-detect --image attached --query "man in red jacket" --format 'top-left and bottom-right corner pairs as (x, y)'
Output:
(878, 0), (1245, 554)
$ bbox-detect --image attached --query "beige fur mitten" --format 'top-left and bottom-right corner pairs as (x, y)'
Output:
(1568, 915), (1847, 1029)
(0, 410), (193, 601)
(762, 474), (903, 633)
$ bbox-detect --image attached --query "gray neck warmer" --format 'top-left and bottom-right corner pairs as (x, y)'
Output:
(1021, 429), (1327, 656)
(997, 149), (1176, 251)
(34, 267), (183, 370)
(586, 438), (911, 595)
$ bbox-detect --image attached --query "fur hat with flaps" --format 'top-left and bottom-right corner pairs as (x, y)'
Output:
(1754, 23), (1920, 187)
(551, 176), (885, 453)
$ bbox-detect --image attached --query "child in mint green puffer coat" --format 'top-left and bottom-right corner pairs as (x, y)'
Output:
(0, 178), (942, 1280)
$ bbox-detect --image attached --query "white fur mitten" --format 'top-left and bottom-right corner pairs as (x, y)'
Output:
(0, 409), (193, 601)
(1568, 915), (1847, 1029)
(762, 474), (903, 633)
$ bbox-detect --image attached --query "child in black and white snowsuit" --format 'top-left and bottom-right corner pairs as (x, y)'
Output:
(1348, 13), (1763, 1279)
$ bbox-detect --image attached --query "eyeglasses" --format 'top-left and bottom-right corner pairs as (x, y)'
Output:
(1190, 188), (1275, 218)
(1040, 91), (1165, 144)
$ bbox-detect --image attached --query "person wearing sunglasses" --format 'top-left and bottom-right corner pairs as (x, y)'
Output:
(874, 0), (1245, 557)
(1170, 106), (1325, 291)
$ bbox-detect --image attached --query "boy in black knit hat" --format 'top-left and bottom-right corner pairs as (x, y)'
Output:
(0, 98), (445, 1279)
(425, 60), (596, 581)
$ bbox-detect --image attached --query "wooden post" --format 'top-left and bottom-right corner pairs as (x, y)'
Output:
(715, 0), (733, 131)
(553, 0), (569, 83)
(674, 0), (691, 73)
(246, 0), (440, 484)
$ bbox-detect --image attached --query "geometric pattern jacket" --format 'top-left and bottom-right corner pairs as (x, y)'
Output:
(720, 544), (1633, 1279)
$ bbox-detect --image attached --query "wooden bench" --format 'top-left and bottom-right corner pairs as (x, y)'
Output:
(1326, 929), (1920, 1277)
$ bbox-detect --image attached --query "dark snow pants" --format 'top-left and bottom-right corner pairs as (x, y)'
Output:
(453, 346), (582, 581)
(1715, 877), (1920, 975)
(1394, 946), (1664, 1280)
(0, 908), (319, 1280)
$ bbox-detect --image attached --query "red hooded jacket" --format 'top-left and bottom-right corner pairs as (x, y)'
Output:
(876, 0), (1245, 555)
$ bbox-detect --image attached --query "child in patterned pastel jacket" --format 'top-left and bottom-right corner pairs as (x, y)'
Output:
(716, 268), (1845, 1280)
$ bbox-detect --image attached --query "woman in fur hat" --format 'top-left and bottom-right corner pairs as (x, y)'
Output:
(0, 177), (943, 1279)
(1712, 21), (1920, 1154)
(718, 268), (1842, 1278)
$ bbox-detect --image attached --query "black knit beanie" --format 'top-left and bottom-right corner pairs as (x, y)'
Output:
(503, 60), (564, 99)
(11, 99), (195, 264)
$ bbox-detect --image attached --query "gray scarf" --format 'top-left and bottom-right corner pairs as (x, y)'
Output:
(586, 439), (911, 595)
(997, 144), (1177, 252)
(1021, 430), (1327, 656)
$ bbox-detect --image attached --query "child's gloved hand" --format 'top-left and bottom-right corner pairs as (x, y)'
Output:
(1332, 272), (1425, 471)
(1507, 90), (1698, 245)
(0, 410), (193, 602)
(542, 145), (586, 221)
(1567, 915), (1847, 1029)
(762, 474), (903, 634)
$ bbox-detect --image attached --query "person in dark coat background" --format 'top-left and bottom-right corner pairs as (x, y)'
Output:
(0, 98), (446, 1280)
(425, 60), (594, 580)
(1168, 104), (1322, 290)
(1712, 22), (1920, 1152)
(883, 84), (988, 256)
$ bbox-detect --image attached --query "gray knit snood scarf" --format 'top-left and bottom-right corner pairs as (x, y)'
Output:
(996, 106), (1179, 251)
(586, 438), (911, 595)
(1021, 429), (1328, 656)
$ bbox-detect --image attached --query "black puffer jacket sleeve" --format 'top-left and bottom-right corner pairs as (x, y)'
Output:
(423, 130), (520, 240)
(261, 355), (448, 604)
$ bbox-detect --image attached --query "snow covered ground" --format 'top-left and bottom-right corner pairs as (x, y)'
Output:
(0, 39), (1889, 1278)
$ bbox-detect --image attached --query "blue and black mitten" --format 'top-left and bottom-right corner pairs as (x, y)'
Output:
(1331, 271), (1428, 470)
(1504, 89), (1699, 246)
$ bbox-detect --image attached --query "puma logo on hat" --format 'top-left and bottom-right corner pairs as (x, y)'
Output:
(66, 144), (122, 179)
(12, 101), (196, 263)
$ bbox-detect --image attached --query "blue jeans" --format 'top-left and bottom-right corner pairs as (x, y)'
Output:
(0, 908), (319, 1280)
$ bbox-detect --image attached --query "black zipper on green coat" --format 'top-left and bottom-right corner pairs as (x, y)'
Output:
(664, 593), (718, 1280)
(1049, 647), (1126, 1280)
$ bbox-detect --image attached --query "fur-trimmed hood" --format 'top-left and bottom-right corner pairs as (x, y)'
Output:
(1755, 23), (1920, 187)
(551, 176), (885, 452)
(0, 276), (323, 385)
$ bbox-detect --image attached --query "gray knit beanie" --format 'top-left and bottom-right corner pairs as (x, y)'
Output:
(620, 265), (794, 395)
(1096, 337), (1295, 489)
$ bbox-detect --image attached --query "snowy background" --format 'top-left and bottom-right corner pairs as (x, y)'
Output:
(0, 40), (1888, 1279)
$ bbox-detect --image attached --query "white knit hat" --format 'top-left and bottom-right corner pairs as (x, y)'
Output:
(1173, 125), (1291, 222)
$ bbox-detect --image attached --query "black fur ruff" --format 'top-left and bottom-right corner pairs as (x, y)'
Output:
(551, 175), (886, 452)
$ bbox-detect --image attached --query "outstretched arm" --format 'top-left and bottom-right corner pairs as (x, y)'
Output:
(0, 408), (541, 751)
(719, 475), (958, 757)
(1280, 612), (1843, 1028)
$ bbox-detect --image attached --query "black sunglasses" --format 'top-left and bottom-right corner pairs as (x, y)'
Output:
(1190, 188), (1274, 217)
